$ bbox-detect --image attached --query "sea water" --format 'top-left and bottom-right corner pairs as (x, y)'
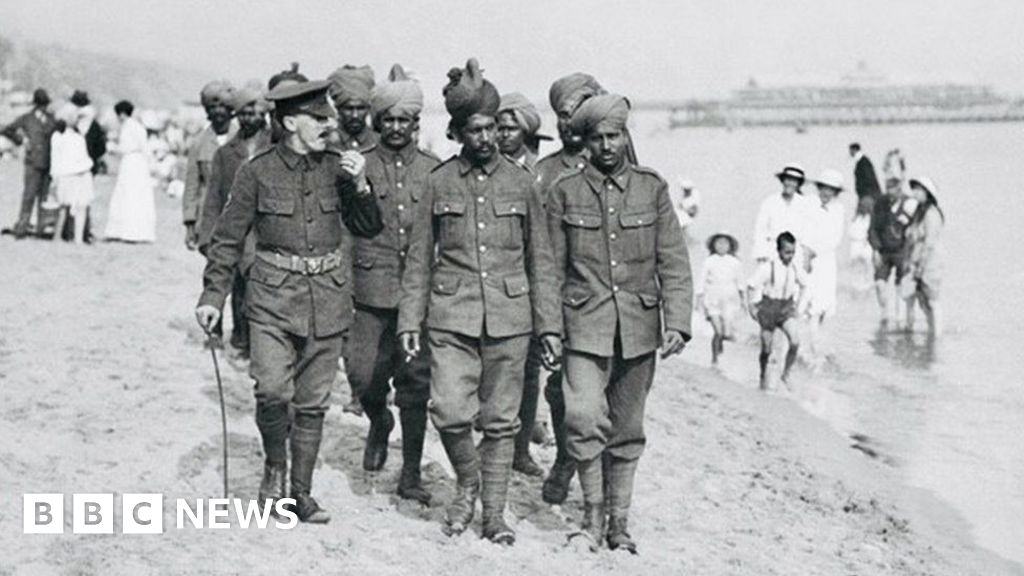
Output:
(419, 113), (1024, 564)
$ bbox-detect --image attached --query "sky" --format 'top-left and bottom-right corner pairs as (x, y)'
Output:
(4, 0), (1024, 105)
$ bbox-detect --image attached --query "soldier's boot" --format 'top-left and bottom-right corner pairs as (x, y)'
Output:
(396, 406), (432, 505)
(440, 430), (480, 535)
(362, 403), (394, 472)
(605, 457), (639, 554)
(286, 412), (331, 524)
(255, 402), (290, 513)
(512, 380), (543, 477)
(568, 456), (605, 552)
(479, 436), (516, 545)
(542, 378), (573, 504)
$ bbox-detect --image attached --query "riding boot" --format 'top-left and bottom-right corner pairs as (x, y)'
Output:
(255, 402), (290, 509)
(396, 406), (432, 505)
(287, 411), (330, 523)
(362, 403), (394, 471)
(542, 373), (573, 504)
(440, 430), (479, 535)
(479, 436), (516, 545)
(605, 457), (639, 554)
(569, 456), (605, 551)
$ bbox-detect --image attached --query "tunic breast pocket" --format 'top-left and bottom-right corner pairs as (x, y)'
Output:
(433, 199), (466, 250)
(493, 199), (527, 249)
(318, 187), (341, 213)
(563, 212), (603, 260)
(619, 209), (657, 262)
(257, 194), (295, 216)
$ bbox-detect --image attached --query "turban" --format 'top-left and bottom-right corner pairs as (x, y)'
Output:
(549, 73), (604, 115)
(268, 63), (308, 91)
(200, 80), (234, 108)
(498, 92), (542, 136)
(443, 58), (500, 124)
(370, 64), (424, 119)
(568, 93), (630, 136)
(230, 87), (270, 113)
(328, 65), (375, 104)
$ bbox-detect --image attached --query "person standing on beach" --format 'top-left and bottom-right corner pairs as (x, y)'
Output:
(195, 80), (383, 524)
(850, 142), (881, 202)
(751, 163), (813, 263)
(346, 64), (439, 505)
(2, 88), (55, 240)
(196, 87), (273, 358)
(535, 72), (606, 503)
(327, 65), (379, 153)
(697, 232), (744, 365)
(398, 58), (561, 544)
(904, 177), (945, 336)
(547, 94), (692, 553)
(496, 92), (549, 171)
(103, 101), (156, 244)
(803, 169), (846, 361)
(748, 231), (807, 390)
(183, 81), (237, 251)
(869, 174), (914, 328)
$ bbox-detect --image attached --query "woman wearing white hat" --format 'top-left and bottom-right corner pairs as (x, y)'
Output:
(803, 168), (847, 362)
(904, 177), (945, 336)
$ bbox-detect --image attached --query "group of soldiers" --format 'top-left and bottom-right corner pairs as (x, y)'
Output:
(192, 58), (693, 553)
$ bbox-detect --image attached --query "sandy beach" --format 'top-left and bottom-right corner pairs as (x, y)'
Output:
(0, 161), (1019, 576)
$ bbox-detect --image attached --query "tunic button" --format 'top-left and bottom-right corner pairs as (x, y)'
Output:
(306, 216), (314, 223)
(611, 260), (618, 267)
(610, 233), (617, 240)
(397, 182), (404, 189)
(609, 207), (616, 214)
(481, 271), (489, 279)
(479, 245), (487, 253)
(396, 160), (403, 167)
(304, 189), (312, 196)
(399, 250), (406, 257)
(478, 222), (485, 230)
(477, 196), (485, 204)
(576, 163), (584, 169)
(399, 228), (406, 235)
(397, 204), (405, 211)
(477, 174), (486, 181)
(307, 244), (314, 251)
(613, 285), (620, 292)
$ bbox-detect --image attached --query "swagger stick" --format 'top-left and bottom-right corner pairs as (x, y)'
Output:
(205, 332), (230, 499)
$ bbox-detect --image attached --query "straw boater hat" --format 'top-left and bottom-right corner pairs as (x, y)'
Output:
(706, 232), (739, 255)
(775, 163), (805, 186)
(813, 168), (845, 192)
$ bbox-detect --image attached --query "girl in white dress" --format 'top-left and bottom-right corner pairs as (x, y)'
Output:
(50, 104), (95, 244)
(805, 169), (847, 362)
(697, 233), (745, 364)
(104, 100), (156, 243)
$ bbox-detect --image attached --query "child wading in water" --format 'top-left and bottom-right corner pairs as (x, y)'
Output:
(747, 231), (807, 390)
(697, 233), (745, 364)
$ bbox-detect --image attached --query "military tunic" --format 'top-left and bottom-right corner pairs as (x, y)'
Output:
(182, 123), (237, 227)
(398, 152), (559, 437)
(198, 142), (382, 412)
(347, 142), (439, 411)
(332, 128), (379, 153)
(547, 161), (693, 461)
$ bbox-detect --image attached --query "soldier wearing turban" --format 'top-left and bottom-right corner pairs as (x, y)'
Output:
(398, 58), (561, 546)
(547, 92), (692, 554)
(346, 63), (440, 506)
(183, 80), (237, 261)
(496, 92), (550, 170)
(327, 65), (378, 152)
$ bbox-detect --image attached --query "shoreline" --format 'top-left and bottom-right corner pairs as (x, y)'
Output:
(0, 163), (1020, 575)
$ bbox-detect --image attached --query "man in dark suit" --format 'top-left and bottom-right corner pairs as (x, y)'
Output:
(849, 142), (881, 201)
(2, 88), (56, 239)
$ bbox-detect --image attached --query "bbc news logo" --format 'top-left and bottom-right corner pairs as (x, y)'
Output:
(23, 494), (298, 534)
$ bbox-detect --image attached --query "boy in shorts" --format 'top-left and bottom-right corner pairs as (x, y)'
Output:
(747, 232), (806, 390)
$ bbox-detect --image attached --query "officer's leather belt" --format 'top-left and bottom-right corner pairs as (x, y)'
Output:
(256, 249), (343, 276)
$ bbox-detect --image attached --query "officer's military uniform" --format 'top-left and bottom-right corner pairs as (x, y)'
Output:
(346, 139), (439, 501)
(547, 128), (692, 550)
(198, 82), (382, 522)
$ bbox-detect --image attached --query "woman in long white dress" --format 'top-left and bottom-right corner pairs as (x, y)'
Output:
(104, 100), (156, 243)
(804, 169), (847, 362)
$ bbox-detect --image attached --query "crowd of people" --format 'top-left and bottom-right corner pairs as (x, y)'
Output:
(1, 60), (946, 554)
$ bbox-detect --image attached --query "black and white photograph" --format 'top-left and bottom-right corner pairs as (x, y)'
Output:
(1, 1), (1022, 574)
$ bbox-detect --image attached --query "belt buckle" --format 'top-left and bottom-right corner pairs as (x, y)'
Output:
(304, 257), (322, 275)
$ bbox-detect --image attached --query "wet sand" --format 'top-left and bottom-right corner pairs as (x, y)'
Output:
(0, 161), (1019, 575)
